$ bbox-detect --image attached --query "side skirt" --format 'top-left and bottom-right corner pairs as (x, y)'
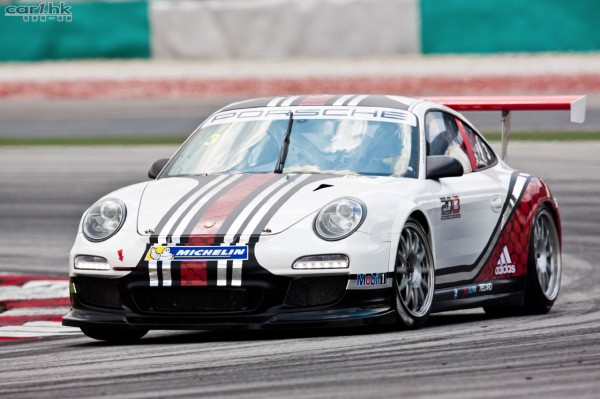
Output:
(431, 278), (524, 313)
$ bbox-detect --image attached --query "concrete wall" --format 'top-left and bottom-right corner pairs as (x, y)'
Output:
(149, 0), (420, 59)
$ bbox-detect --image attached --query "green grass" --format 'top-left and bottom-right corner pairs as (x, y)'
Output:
(0, 131), (600, 146)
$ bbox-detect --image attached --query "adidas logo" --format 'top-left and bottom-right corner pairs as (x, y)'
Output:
(495, 245), (516, 275)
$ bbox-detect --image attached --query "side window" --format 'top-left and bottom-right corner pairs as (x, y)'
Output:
(425, 111), (472, 173)
(461, 123), (496, 169)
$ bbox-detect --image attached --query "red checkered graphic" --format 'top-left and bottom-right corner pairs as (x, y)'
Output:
(180, 236), (212, 286)
(475, 178), (553, 282)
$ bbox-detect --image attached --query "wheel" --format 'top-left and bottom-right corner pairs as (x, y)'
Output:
(523, 206), (561, 313)
(484, 205), (561, 316)
(81, 327), (148, 343)
(394, 218), (435, 329)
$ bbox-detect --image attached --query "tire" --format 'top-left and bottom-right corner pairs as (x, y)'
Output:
(523, 206), (561, 313)
(394, 218), (435, 329)
(81, 327), (148, 343)
(484, 205), (561, 316)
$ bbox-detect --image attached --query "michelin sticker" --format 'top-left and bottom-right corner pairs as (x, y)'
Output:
(146, 245), (249, 262)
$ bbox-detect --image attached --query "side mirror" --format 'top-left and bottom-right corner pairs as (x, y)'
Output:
(148, 158), (169, 179)
(426, 155), (464, 179)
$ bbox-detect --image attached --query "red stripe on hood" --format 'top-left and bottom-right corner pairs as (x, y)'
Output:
(190, 174), (276, 236)
(180, 174), (276, 286)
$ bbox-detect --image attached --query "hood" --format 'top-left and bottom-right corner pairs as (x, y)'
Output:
(137, 173), (397, 239)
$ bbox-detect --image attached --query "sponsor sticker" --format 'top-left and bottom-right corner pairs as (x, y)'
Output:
(145, 245), (249, 262)
(441, 196), (461, 220)
(453, 282), (493, 299)
(495, 245), (516, 275)
(478, 282), (493, 292)
(356, 273), (387, 287)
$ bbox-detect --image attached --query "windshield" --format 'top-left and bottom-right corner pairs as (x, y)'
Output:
(165, 106), (419, 178)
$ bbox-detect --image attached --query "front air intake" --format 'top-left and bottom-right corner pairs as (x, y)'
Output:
(75, 276), (122, 309)
(132, 287), (261, 312)
(283, 276), (348, 307)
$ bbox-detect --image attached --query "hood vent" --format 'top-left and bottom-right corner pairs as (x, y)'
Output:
(313, 183), (333, 192)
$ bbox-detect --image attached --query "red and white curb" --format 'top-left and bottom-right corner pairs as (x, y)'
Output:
(0, 274), (81, 342)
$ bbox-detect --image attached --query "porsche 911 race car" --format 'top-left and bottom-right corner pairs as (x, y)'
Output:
(63, 94), (586, 342)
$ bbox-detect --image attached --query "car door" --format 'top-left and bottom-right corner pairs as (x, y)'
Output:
(424, 110), (504, 270)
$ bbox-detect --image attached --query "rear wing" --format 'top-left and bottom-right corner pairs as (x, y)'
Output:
(424, 95), (586, 161)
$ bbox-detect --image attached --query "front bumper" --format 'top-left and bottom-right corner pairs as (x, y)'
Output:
(62, 272), (396, 330)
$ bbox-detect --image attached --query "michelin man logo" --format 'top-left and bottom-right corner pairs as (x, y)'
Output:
(149, 247), (174, 261)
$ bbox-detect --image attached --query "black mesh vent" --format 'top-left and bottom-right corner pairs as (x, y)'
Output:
(133, 287), (259, 312)
(75, 276), (122, 309)
(284, 276), (348, 307)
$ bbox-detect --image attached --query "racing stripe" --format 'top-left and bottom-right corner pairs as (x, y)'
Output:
(250, 174), (331, 240)
(217, 175), (303, 285)
(347, 94), (369, 106)
(149, 174), (227, 244)
(267, 97), (286, 107)
(215, 175), (285, 239)
(224, 174), (315, 286)
(231, 174), (329, 286)
(332, 95), (355, 106)
(213, 174), (285, 285)
(280, 96), (301, 107)
(149, 176), (214, 244)
(172, 174), (245, 241)
(161, 237), (178, 286)
(299, 95), (336, 106)
(148, 260), (159, 287)
(187, 174), (275, 237)
(148, 174), (242, 286)
(177, 174), (283, 286)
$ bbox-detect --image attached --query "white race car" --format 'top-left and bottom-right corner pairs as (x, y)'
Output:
(63, 94), (585, 342)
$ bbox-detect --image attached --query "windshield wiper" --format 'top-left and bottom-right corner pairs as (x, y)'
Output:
(274, 112), (294, 174)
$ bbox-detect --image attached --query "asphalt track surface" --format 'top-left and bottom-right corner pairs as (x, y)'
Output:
(1, 142), (599, 398)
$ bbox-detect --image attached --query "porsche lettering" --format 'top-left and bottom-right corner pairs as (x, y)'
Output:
(206, 106), (417, 127)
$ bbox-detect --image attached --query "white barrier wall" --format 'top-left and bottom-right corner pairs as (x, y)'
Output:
(150, 0), (420, 59)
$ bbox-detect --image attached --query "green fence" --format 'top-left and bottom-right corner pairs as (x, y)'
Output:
(421, 0), (600, 53)
(1, 0), (599, 62)
(0, 1), (149, 62)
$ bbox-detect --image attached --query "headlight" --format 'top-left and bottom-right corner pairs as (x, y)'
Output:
(314, 198), (365, 240)
(74, 255), (111, 270)
(82, 199), (126, 241)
